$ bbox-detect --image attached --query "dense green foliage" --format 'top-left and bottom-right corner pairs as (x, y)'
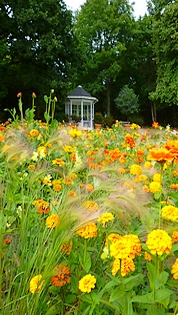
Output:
(115, 85), (139, 120)
(1, 0), (178, 125)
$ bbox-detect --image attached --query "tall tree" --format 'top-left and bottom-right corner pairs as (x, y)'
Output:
(0, 0), (77, 118)
(74, 0), (133, 116)
(148, 0), (178, 124)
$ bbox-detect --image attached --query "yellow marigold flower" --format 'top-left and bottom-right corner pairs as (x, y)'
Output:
(134, 175), (147, 183)
(52, 179), (60, 185)
(149, 181), (162, 193)
(53, 183), (62, 192)
(142, 185), (149, 192)
(98, 212), (114, 224)
(161, 205), (178, 221)
(152, 173), (161, 183)
(68, 129), (82, 138)
(51, 265), (71, 287)
(112, 259), (120, 276)
(144, 161), (153, 169)
(63, 177), (74, 185)
(37, 146), (47, 158)
(144, 251), (152, 261)
(46, 214), (60, 228)
(30, 274), (44, 293)
(110, 235), (140, 260)
(63, 145), (74, 153)
(52, 158), (65, 166)
(173, 169), (178, 176)
(130, 164), (142, 175)
(29, 129), (39, 137)
(70, 172), (78, 180)
(170, 183), (178, 190)
(86, 184), (94, 192)
(76, 222), (98, 239)
(68, 190), (77, 198)
(121, 257), (135, 277)
(79, 274), (96, 293)
(82, 200), (99, 212)
(172, 231), (178, 243)
(171, 259), (178, 279)
(146, 229), (172, 256)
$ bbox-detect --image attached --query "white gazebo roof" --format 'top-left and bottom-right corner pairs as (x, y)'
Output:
(67, 85), (98, 102)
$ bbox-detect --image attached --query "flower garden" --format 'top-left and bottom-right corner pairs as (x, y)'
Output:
(1, 97), (178, 314)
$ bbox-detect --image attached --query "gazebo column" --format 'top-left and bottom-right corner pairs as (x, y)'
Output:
(81, 100), (83, 126)
(70, 100), (72, 116)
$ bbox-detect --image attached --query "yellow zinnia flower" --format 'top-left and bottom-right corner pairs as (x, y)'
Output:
(30, 274), (44, 293)
(46, 214), (60, 228)
(79, 274), (96, 293)
(98, 212), (114, 224)
(146, 229), (172, 256)
(161, 205), (178, 221)
(76, 222), (98, 239)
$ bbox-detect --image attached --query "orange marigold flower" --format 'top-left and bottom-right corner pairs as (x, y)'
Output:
(68, 190), (77, 198)
(29, 129), (39, 137)
(33, 199), (50, 214)
(0, 133), (3, 142)
(147, 148), (174, 163)
(172, 231), (178, 243)
(61, 241), (72, 255)
(152, 121), (159, 128)
(53, 184), (62, 192)
(125, 134), (135, 148)
(70, 173), (78, 180)
(144, 251), (152, 261)
(161, 205), (178, 221)
(86, 184), (94, 192)
(82, 200), (99, 212)
(3, 237), (12, 244)
(28, 164), (36, 170)
(46, 214), (60, 228)
(172, 169), (178, 176)
(98, 212), (114, 224)
(30, 274), (44, 293)
(51, 265), (71, 287)
(76, 222), (98, 239)
(170, 183), (178, 190)
(130, 164), (142, 175)
(79, 274), (96, 293)
(171, 259), (178, 279)
(146, 229), (172, 256)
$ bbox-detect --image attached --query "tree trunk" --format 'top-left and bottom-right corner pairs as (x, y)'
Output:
(106, 80), (110, 116)
(151, 101), (156, 122)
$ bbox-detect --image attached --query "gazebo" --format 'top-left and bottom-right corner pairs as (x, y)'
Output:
(65, 85), (98, 130)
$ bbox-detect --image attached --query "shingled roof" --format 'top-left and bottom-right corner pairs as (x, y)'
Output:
(67, 85), (97, 101)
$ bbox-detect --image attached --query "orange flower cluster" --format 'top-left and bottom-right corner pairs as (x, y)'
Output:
(172, 231), (178, 243)
(161, 205), (178, 221)
(76, 222), (98, 239)
(146, 229), (172, 256)
(51, 265), (71, 287)
(147, 148), (175, 163)
(32, 199), (50, 213)
(61, 241), (72, 255)
(170, 183), (178, 190)
(125, 134), (135, 148)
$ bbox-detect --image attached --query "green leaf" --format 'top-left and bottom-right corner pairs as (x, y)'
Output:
(123, 274), (145, 291)
(155, 288), (172, 307)
(131, 293), (154, 304)
(65, 294), (77, 304)
(79, 252), (91, 273)
(109, 287), (123, 302)
(155, 271), (169, 289)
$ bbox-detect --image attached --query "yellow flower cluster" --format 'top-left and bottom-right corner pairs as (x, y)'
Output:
(171, 259), (178, 279)
(76, 222), (98, 239)
(97, 212), (114, 224)
(68, 129), (82, 138)
(146, 229), (172, 256)
(79, 274), (96, 293)
(161, 205), (178, 221)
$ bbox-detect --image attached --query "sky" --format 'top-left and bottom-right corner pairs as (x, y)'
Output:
(64, 0), (148, 19)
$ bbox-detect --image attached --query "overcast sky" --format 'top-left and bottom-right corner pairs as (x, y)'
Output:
(64, 0), (148, 19)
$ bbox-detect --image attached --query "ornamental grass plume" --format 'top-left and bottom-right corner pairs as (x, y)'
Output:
(79, 274), (96, 293)
(146, 229), (172, 256)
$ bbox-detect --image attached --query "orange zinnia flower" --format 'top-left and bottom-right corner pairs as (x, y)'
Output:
(147, 148), (174, 163)
(51, 265), (71, 287)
